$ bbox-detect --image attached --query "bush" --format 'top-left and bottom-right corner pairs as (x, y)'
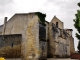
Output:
(0, 45), (21, 58)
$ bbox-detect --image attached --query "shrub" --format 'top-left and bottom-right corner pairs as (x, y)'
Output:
(0, 45), (21, 58)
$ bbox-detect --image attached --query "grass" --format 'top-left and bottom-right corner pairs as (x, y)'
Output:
(0, 45), (21, 58)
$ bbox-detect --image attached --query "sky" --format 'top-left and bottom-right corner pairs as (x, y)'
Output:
(0, 0), (80, 51)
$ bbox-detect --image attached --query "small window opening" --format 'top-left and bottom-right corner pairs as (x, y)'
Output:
(11, 43), (13, 47)
(56, 22), (58, 28)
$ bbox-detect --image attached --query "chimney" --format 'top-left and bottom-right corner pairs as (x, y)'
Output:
(2, 17), (7, 35)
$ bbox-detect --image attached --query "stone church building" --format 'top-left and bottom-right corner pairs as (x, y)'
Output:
(0, 12), (75, 60)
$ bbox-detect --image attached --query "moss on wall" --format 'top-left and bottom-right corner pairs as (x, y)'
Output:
(35, 12), (46, 26)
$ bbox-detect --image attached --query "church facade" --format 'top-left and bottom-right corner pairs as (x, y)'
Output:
(0, 12), (75, 60)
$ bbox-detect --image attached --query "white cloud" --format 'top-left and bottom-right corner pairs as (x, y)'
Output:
(12, 0), (47, 13)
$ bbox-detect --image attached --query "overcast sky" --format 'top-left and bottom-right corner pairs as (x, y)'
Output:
(0, 0), (80, 51)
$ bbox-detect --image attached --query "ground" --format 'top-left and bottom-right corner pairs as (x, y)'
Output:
(5, 58), (78, 60)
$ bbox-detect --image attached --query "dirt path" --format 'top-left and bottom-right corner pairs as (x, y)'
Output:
(47, 58), (78, 60)
(5, 58), (78, 60)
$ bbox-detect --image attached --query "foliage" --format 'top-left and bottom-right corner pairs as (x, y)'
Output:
(0, 57), (5, 60)
(35, 12), (46, 26)
(74, 2), (80, 52)
(0, 45), (21, 58)
(77, 41), (80, 53)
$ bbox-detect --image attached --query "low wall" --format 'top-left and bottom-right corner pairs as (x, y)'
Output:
(6, 58), (22, 60)
(71, 53), (80, 59)
(0, 34), (22, 58)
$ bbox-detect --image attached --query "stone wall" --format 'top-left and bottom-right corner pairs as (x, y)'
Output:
(39, 41), (47, 59)
(48, 23), (55, 58)
(70, 37), (75, 54)
(26, 14), (39, 59)
(48, 21), (71, 58)
(3, 13), (40, 60)
(45, 21), (49, 40)
(39, 23), (47, 59)
(0, 34), (21, 58)
(0, 12), (75, 59)
(48, 16), (75, 58)
(51, 16), (64, 29)
(39, 23), (46, 41)
(0, 25), (3, 35)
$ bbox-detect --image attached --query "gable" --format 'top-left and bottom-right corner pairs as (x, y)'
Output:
(50, 16), (64, 29)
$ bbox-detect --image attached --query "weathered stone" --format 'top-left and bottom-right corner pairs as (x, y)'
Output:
(0, 25), (3, 35)
(0, 34), (21, 58)
(39, 23), (46, 41)
(48, 16), (75, 58)
(0, 12), (75, 60)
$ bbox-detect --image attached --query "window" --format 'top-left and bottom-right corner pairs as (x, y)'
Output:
(56, 22), (58, 28)
(11, 43), (13, 47)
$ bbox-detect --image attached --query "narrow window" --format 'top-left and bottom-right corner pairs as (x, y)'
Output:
(56, 22), (58, 28)
(11, 43), (13, 47)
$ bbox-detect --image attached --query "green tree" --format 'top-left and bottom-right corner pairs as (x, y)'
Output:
(74, 2), (80, 53)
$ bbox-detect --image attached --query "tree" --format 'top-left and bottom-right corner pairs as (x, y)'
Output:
(74, 2), (80, 53)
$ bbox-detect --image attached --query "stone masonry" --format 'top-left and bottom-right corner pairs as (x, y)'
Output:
(0, 34), (22, 58)
(48, 16), (75, 58)
(0, 12), (75, 60)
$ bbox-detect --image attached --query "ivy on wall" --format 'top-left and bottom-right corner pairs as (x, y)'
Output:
(35, 12), (46, 26)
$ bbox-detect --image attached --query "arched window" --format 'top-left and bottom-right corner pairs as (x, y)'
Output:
(56, 22), (58, 28)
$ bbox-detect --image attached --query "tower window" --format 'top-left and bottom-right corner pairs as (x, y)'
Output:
(56, 22), (58, 28)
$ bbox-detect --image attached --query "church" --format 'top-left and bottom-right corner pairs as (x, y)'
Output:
(0, 12), (75, 60)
